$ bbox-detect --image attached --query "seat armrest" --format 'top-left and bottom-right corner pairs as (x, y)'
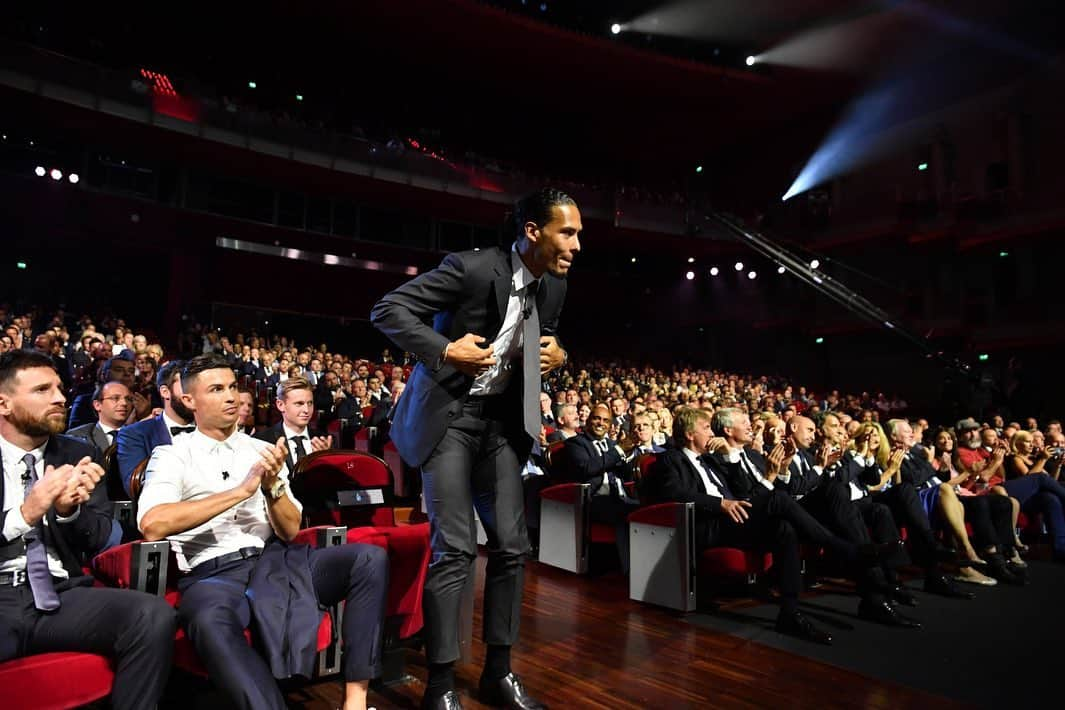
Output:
(292, 525), (348, 548)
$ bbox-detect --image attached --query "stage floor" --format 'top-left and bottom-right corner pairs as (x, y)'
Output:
(283, 552), (967, 710)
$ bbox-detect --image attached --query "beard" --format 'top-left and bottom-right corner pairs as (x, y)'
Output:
(9, 404), (65, 438)
(965, 439), (981, 450)
(170, 396), (195, 423)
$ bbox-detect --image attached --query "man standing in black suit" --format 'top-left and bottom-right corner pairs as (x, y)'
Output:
(254, 377), (332, 475)
(0, 351), (175, 710)
(371, 188), (578, 710)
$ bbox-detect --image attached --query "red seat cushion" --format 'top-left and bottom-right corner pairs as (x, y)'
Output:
(345, 524), (430, 639)
(589, 522), (616, 544)
(0, 652), (114, 710)
(699, 547), (773, 577)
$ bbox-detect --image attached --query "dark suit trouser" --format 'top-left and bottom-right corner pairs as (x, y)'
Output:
(872, 482), (941, 573)
(177, 543), (388, 710)
(421, 397), (529, 665)
(0, 583), (176, 710)
(957, 494), (1014, 552)
(807, 481), (902, 599)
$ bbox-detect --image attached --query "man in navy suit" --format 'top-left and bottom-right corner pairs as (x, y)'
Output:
(116, 360), (192, 495)
(372, 188), (577, 710)
(0, 351), (175, 710)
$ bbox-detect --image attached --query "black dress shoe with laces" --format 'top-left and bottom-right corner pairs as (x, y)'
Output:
(421, 690), (464, 710)
(478, 672), (547, 710)
(858, 599), (922, 629)
(924, 573), (976, 599)
(889, 585), (919, 607)
(775, 609), (833, 645)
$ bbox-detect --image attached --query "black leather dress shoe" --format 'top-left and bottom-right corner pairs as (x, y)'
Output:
(889, 585), (918, 607)
(421, 690), (464, 710)
(987, 561), (1026, 586)
(478, 672), (547, 710)
(858, 599), (922, 629)
(775, 609), (833, 645)
(932, 543), (959, 563)
(924, 573), (976, 599)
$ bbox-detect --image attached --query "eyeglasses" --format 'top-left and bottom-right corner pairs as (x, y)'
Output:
(101, 395), (134, 404)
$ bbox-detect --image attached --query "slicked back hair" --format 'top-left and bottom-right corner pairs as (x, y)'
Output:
(0, 351), (57, 392)
(513, 187), (576, 241)
(180, 353), (233, 392)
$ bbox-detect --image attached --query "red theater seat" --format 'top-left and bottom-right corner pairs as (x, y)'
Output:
(0, 652), (115, 710)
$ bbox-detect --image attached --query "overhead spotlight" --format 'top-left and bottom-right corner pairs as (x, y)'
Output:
(745, 55), (756, 67)
(809, 259), (820, 269)
(685, 271), (695, 281)
(747, 271), (757, 280)
(777, 266), (786, 274)
(49, 168), (62, 181)
(34, 166), (46, 177)
(709, 267), (720, 276)
(687, 257), (695, 263)
(610, 23), (621, 35)
(68, 173), (79, 184)
(734, 262), (744, 271)
(630, 257), (637, 263)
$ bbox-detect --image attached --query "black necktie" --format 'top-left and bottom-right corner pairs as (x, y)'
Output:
(21, 453), (60, 611)
(170, 426), (195, 436)
(522, 280), (541, 441)
(291, 435), (308, 463)
(700, 457), (735, 500)
(738, 451), (760, 484)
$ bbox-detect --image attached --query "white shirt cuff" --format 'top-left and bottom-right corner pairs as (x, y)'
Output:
(813, 465), (824, 476)
(2, 507), (33, 541)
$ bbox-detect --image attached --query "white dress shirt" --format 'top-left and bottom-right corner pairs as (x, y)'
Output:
(469, 247), (539, 396)
(846, 450), (875, 500)
(0, 435), (78, 579)
(682, 447), (723, 498)
(137, 429), (302, 571)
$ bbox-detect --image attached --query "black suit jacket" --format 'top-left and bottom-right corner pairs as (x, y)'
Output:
(0, 435), (113, 577)
(253, 422), (328, 473)
(704, 448), (773, 501)
(783, 448), (824, 498)
(645, 448), (734, 547)
(900, 445), (938, 489)
(371, 246), (566, 467)
(65, 421), (112, 459)
(556, 433), (629, 495)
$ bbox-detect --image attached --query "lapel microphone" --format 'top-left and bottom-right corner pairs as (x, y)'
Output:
(221, 471), (230, 480)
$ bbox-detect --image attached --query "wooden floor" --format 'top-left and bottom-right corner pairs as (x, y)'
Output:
(288, 553), (963, 710)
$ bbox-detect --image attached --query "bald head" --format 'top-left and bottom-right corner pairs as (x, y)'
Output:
(788, 415), (817, 449)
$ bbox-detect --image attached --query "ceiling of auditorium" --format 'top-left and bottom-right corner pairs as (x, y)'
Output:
(5, 1), (1063, 191)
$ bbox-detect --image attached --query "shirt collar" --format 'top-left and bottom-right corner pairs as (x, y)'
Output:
(188, 427), (242, 453)
(283, 423), (308, 440)
(0, 433), (48, 469)
(511, 244), (539, 294)
(162, 412), (188, 432)
(681, 446), (703, 468)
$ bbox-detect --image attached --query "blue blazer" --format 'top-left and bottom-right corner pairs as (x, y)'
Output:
(116, 415), (171, 496)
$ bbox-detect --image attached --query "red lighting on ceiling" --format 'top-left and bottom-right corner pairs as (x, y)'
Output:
(139, 68), (177, 97)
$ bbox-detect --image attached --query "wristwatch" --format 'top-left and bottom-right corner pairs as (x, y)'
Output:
(262, 479), (287, 501)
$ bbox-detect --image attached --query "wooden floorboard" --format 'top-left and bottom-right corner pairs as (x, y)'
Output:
(285, 552), (963, 710)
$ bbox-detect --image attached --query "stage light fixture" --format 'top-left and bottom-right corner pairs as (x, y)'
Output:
(610, 23), (621, 35)
(630, 257), (637, 263)
(68, 173), (79, 184)
(687, 257), (695, 263)
(685, 271), (695, 281)
(746, 55), (756, 66)
(34, 166), (46, 177)
(815, 337), (825, 344)
(49, 169), (62, 181)
(747, 271), (757, 280)
(709, 267), (720, 276)
(16, 262), (27, 270)
(918, 162), (928, 171)
(248, 81), (257, 89)
(296, 94), (304, 101)
(999, 251), (1009, 258)
(695, 165), (703, 173)
(734, 262), (744, 271)
(978, 353), (989, 361)
(777, 266), (786, 274)
(809, 259), (820, 269)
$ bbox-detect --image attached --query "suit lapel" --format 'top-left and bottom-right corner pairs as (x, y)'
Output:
(155, 415), (172, 445)
(93, 424), (110, 453)
(491, 250), (512, 332)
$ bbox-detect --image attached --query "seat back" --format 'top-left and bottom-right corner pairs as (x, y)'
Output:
(102, 442), (127, 502)
(294, 449), (396, 528)
(634, 452), (657, 481)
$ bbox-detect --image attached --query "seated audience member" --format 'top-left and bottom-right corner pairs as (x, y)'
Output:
(867, 419), (975, 598)
(66, 381), (132, 458)
(611, 397), (631, 436)
(366, 376), (390, 406)
(558, 404), (640, 573)
(313, 370), (346, 431)
(873, 423), (1015, 585)
(116, 360), (192, 496)
(1007, 430), (1064, 481)
(539, 391), (554, 427)
(629, 412), (666, 457)
(236, 388), (258, 435)
(68, 353), (137, 430)
(647, 407), (886, 644)
(545, 403), (579, 443)
(779, 416), (922, 621)
(137, 354), (388, 710)
(0, 351), (175, 709)
(133, 352), (163, 410)
(254, 376), (332, 484)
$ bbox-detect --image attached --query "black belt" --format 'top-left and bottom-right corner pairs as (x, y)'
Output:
(190, 546), (262, 576)
(0, 569), (28, 586)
